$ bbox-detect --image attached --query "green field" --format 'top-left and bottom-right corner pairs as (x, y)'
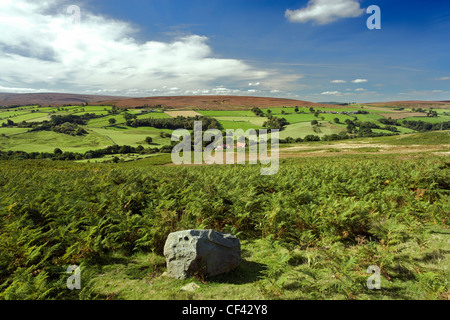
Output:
(403, 116), (450, 123)
(197, 110), (256, 117)
(219, 120), (264, 131)
(1, 104), (449, 157)
(0, 110), (31, 119)
(136, 112), (172, 119)
(88, 126), (173, 147)
(86, 115), (128, 128)
(0, 129), (112, 153)
(279, 122), (346, 139)
(0, 127), (30, 136)
(72, 111), (110, 116)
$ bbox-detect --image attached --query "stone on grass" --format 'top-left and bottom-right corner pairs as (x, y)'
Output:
(163, 229), (241, 280)
(180, 282), (200, 292)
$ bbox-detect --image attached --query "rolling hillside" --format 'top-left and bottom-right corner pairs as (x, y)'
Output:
(0, 93), (128, 107)
(92, 95), (338, 110)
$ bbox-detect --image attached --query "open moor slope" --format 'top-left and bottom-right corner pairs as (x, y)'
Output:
(97, 95), (338, 110)
(0, 93), (129, 107)
(365, 100), (450, 109)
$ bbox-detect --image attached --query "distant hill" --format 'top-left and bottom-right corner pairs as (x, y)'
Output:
(7, 93), (448, 111)
(0, 93), (129, 107)
(365, 100), (450, 109)
(317, 102), (352, 106)
(98, 95), (337, 110)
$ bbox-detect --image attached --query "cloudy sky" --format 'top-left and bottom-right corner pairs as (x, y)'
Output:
(0, 0), (449, 102)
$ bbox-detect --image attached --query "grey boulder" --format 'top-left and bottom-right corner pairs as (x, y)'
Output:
(163, 230), (241, 280)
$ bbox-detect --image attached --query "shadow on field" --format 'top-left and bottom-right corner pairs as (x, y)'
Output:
(208, 259), (267, 285)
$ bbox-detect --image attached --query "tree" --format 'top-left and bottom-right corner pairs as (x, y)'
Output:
(311, 120), (319, 126)
(54, 148), (63, 155)
(123, 112), (133, 121)
(333, 118), (340, 124)
(109, 118), (117, 125)
(294, 106), (299, 113)
(304, 135), (321, 141)
(251, 107), (264, 117)
(145, 136), (153, 145)
(263, 116), (289, 130)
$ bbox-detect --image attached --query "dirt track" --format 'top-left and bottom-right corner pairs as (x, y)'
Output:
(279, 142), (450, 158)
(164, 142), (450, 167)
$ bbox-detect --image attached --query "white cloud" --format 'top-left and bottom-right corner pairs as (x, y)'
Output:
(211, 86), (242, 95)
(355, 88), (366, 92)
(285, 0), (364, 25)
(330, 80), (347, 83)
(0, 86), (49, 93)
(321, 91), (341, 95)
(184, 89), (211, 95)
(248, 82), (261, 86)
(0, 0), (299, 96)
(434, 77), (450, 81)
(351, 78), (368, 83)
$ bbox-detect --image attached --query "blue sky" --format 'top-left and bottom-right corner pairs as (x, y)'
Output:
(0, 0), (449, 102)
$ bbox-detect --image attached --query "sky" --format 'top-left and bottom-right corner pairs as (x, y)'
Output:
(0, 0), (449, 103)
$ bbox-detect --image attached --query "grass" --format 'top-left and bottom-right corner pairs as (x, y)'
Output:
(219, 120), (263, 131)
(75, 153), (165, 164)
(86, 115), (128, 128)
(0, 130), (112, 153)
(0, 112), (50, 124)
(0, 127), (30, 137)
(214, 116), (267, 127)
(276, 113), (317, 124)
(72, 111), (110, 116)
(403, 116), (450, 124)
(367, 131), (450, 146)
(0, 110), (32, 119)
(135, 112), (172, 119)
(279, 122), (345, 139)
(197, 110), (256, 117)
(88, 126), (172, 147)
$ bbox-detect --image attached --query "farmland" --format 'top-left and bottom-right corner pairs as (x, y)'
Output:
(0, 99), (449, 301)
(1, 101), (449, 156)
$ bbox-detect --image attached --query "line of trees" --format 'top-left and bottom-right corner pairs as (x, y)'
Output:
(401, 120), (449, 131)
(126, 116), (222, 131)
(0, 144), (173, 161)
(1, 113), (101, 129)
(251, 107), (264, 117)
(379, 118), (449, 132)
(1, 113), (100, 136)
